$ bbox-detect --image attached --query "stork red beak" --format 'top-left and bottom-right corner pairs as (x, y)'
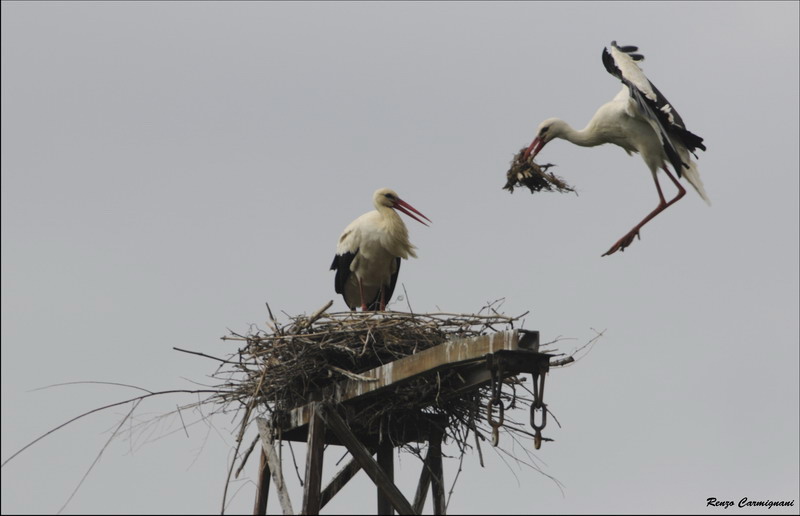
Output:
(522, 136), (546, 161)
(394, 198), (432, 226)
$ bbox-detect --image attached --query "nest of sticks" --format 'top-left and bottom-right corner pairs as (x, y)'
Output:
(210, 301), (564, 459)
(503, 147), (575, 194)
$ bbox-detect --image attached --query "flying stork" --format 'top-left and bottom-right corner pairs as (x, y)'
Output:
(330, 188), (431, 311)
(524, 41), (709, 256)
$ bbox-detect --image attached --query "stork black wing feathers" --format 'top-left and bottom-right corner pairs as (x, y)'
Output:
(603, 42), (706, 178)
(384, 257), (402, 309)
(648, 80), (707, 157)
(330, 251), (355, 295)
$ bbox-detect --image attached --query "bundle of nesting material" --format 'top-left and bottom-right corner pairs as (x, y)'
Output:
(212, 301), (540, 450)
(503, 147), (575, 194)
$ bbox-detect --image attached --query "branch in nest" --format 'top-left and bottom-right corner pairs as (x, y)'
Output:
(327, 365), (378, 382)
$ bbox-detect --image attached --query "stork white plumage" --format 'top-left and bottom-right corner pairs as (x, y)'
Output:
(330, 188), (431, 311)
(524, 41), (709, 256)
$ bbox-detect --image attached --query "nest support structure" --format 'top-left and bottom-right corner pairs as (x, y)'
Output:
(213, 304), (558, 515)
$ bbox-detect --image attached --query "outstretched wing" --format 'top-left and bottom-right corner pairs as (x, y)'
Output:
(602, 41), (706, 177)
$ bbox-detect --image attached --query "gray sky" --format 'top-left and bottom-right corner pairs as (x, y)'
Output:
(2, 2), (798, 514)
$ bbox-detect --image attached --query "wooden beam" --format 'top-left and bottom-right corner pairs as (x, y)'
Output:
(377, 440), (394, 515)
(301, 403), (325, 515)
(253, 449), (270, 515)
(318, 405), (415, 516)
(412, 447), (432, 514)
(429, 430), (446, 516)
(319, 455), (364, 510)
(256, 418), (295, 515)
(286, 331), (522, 431)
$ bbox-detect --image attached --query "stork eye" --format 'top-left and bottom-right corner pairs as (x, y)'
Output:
(384, 193), (396, 200)
(541, 127), (549, 134)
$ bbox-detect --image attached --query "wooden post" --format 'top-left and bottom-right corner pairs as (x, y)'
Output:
(412, 447), (432, 514)
(318, 405), (415, 515)
(301, 403), (325, 515)
(319, 456), (364, 510)
(429, 430), (446, 516)
(256, 418), (295, 515)
(253, 449), (271, 515)
(377, 439), (394, 515)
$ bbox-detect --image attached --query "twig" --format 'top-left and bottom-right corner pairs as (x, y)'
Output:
(326, 365), (378, 382)
(30, 381), (154, 395)
(221, 366), (270, 513)
(402, 283), (414, 315)
(266, 303), (280, 335)
(234, 435), (260, 479)
(1, 389), (216, 468)
(176, 404), (190, 438)
(173, 347), (235, 364)
(57, 399), (142, 514)
(287, 440), (304, 487)
(445, 446), (465, 512)
(302, 300), (334, 329)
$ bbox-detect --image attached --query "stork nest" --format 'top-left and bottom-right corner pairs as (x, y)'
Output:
(503, 147), (575, 194)
(209, 300), (562, 455)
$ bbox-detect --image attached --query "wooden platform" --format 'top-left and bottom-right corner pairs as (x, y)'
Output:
(276, 329), (548, 445)
(253, 328), (552, 515)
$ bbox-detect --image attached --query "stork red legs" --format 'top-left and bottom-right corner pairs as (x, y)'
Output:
(603, 165), (686, 256)
(330, 188), (431, 311)
(357, 279), (369, 312)
(524, 41), (709, 256)
(354, 272), (393, 311)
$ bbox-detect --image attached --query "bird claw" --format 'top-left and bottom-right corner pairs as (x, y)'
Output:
(602, 230), (641, 256)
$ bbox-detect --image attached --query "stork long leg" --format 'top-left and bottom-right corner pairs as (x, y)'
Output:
(358, 278), (368, 311)
(379, 287), (386, 311)
(602, 166), (686, 256)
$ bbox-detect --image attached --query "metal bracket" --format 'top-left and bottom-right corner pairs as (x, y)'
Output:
(518, 330), (540, 352)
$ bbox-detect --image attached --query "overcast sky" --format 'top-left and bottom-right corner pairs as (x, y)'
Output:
(2, 2), (798, 515)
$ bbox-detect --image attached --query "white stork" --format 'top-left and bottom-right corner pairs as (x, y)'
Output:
(330, 188), (431, 311)
(524, 41), (709, 256)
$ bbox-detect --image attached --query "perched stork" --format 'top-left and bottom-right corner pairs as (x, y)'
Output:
(524, 41), (709, 256)
(330, 188), (431, 311)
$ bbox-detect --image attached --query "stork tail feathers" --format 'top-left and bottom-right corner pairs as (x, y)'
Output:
(682, 160), (711, 206)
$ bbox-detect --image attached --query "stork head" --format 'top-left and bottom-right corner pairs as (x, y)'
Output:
(373, 188), (431, 226)
(523, 118), (564, 160)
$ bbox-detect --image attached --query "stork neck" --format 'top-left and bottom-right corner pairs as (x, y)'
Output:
(378, 204), (402, 224)
(558, 121), (604, 148)
(381, 206), (409, 236)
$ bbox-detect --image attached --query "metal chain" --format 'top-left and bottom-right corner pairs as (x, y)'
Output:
(530, 368), (548, 450)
